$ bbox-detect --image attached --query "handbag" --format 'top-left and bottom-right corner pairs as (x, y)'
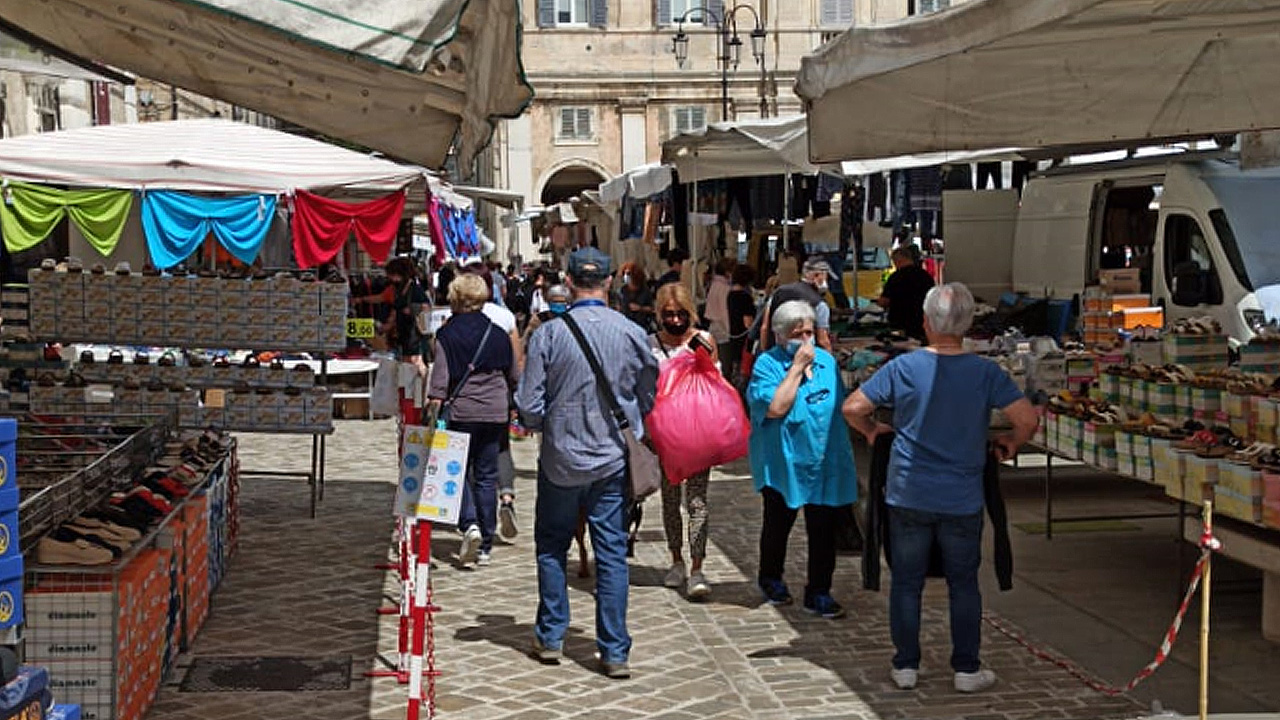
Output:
(437, 322), (494, 425)
(561, 313), (663, 501)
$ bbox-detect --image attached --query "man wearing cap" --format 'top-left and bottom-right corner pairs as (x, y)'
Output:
(516, 247), (659, 680)
(760, 257), (835, 352)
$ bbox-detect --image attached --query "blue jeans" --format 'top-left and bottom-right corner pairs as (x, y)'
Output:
(534, 469), (631, 663)
(888, 506), (984, 673)
(452, 422), (505, 553)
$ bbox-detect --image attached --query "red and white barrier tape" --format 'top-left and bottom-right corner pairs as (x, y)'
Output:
(985, 529), (1221, 697)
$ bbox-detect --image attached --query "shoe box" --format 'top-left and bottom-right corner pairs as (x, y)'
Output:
(0, 554), (22, 630)
(0, 417), (17, 511)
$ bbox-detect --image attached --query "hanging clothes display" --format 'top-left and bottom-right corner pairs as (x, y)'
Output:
(291, 188), (406, 268)
(141, 190), (276, 268)
(866, 172), (888, 224)
(0, 181), (132, 255)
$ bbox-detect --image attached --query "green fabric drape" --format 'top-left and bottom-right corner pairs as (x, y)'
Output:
(0, 181), (133, 255)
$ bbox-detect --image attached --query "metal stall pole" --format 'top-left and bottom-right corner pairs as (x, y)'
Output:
(1044, 451), (1054, 540)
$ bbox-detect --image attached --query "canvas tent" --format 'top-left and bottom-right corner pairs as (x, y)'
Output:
(0, 0), (533, 169)
(661, 115), (829, 183)
(0, 119), (472, 270)
(797, 0), (1280, 163)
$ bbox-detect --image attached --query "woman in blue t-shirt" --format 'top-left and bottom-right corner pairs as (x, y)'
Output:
(843, 282), (1039, 695)
(746, 300), (859, 620)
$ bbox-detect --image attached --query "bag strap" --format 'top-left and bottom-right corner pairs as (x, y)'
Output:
(561, 311), (631, 431)
(441, 322), (494, 412)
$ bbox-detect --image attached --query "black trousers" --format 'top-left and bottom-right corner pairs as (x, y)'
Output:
(758, 487), (841, 595)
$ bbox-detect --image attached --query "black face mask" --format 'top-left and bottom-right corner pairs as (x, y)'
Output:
(661, 318), (690, 335)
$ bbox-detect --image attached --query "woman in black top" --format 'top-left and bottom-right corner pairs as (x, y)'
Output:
(615, 261), (655, 331)
(725, 264), (757, 384)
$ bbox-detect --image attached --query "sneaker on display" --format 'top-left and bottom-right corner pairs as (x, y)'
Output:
(954, 669), (997, 693)
(459, 524), (482, 567)
(890, 667), (918, 690)
(803, 592), (847, 619)
(686, 571), (711, 600)
(498, 501), (518, 542)
(663, 561), (687, 589)
(758, 578), (794, 606)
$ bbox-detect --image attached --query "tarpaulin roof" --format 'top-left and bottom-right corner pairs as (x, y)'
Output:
(661, 116), (831, 183)
(0, 119), (427, 195)
(797, 0), (1280, 163)
(598, 164), (673, 204)
(0, 0), (533, 169)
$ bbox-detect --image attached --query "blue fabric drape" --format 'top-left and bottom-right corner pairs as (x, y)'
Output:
(141, 191), (277, 268)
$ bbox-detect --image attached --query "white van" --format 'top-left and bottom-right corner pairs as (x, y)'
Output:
(944, 153), (1280, 345)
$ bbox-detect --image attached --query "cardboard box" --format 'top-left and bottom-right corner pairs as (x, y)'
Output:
(1099, 268), (1141, 293)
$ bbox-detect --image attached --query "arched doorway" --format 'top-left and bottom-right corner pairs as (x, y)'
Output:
(539, 161), (609, 205)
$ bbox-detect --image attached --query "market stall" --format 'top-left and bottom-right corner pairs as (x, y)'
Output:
(795, 0), (1280, 163)
(0, 0), (533, 169)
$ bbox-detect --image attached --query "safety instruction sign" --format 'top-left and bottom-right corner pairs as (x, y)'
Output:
(394, 425), (469, 523)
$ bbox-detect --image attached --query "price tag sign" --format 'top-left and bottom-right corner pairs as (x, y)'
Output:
(346, 318), (376, 339)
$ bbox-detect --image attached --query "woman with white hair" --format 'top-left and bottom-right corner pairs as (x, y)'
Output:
(843, 282), (1039, 694)
(746, 300), (859, 619)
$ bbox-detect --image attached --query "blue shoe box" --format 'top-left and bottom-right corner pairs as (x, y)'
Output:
(0, 418), (16, 512)
(50, 705), (83, 720)
(0, 509), (17, 559)
(0, 555), (23, 629)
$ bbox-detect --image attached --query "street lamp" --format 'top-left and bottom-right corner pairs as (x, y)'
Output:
(671, 3), (768, 121)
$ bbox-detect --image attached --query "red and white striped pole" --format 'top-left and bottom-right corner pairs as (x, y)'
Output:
(406, 521), (439, 720)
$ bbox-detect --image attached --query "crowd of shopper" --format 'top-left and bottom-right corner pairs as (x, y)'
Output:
(382, 246), (1037, 690)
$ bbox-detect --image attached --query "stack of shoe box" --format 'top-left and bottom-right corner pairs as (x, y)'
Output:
(1163, 332), (1229, 372)
(25, 548), (167, 720)
(182, 496), (211, 647)
(27, 271), (348, 352)
(1239, 338), (1280, 374)
(0, 418), (21, 633)
(1080, 289), (1122, 347)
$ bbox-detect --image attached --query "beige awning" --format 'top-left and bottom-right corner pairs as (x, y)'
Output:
(0, 0), (533, 169)
(797, 0), (1280, 162)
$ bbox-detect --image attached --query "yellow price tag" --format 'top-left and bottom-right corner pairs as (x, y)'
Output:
(346, 318), (376, 339)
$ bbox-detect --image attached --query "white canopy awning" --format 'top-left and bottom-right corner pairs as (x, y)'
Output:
(797, 0), (1280, 163)
(451, 184), (525, 210)
(599, 164), (674, 204)
(841, 148), (1024, 177)
(0, 0), (532, 169)
(0, 119), (428, 195)
(661, 116), (831, 183)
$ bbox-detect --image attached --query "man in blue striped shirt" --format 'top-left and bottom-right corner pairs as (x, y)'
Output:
(516, 247), (658, 680)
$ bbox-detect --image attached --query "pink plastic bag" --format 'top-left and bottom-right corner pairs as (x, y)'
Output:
(647, 348), (750, 484)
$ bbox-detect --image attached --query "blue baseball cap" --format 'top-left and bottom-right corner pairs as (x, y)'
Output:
(568, 247), (611, 282)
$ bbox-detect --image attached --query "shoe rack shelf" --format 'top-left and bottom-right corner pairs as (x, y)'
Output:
(23, 271), (350, 353)
(16, 415), (171, 555)
(22, 450), (240, 720)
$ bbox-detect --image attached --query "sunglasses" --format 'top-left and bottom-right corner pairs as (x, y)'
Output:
(661, 309), (690, 319)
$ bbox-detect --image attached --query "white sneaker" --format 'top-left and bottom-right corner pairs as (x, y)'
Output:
(890, 667), (918, 690)
(663, 561), (686, 588)
(459, 525), (481, 567)
(686, 571), (711, 600)
(954, 669), (997, 693)
(476, 551), (491, 567)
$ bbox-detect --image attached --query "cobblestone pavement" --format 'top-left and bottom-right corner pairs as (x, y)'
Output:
(150, 419), (1146, 720)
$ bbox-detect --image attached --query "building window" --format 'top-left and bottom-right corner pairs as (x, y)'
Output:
(29, 83), (60, 133)
(914, 0), (950, 14)
(557, 107), (594, 142)
(538, 0), (607, 27)
(819, 0), (854, 28)
(672, 106), (706, 136)
(557, 0), (587, 24)
(657, 0), (721, 27)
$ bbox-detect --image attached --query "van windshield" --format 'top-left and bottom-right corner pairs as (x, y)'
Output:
(1201, 175), (1280, 290)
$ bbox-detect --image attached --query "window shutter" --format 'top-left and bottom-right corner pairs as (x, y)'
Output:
(577, 107), (592, 138)
(559, 108), (574, 138)
(691, 106), (705, 131)
(820, 0), (838, 27)
(704, 0), (723, 26)
(537, 0), (556, 27)
(656, 0), (671, 26)
(838, 0), (854, 24)
(589, 0), (608, 28)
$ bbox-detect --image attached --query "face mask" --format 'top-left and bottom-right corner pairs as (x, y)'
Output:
(549, 302), (568, 314)
(785, 339), (804, 356)
(622, 273), (631, 285)
(662, 318), (690, 335)
(816, 281), (829, 293)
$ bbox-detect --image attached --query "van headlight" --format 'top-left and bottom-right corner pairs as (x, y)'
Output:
(1243, 309), (1268, 332)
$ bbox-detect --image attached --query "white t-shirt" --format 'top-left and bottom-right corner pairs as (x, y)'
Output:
(482, 302), (517, 333)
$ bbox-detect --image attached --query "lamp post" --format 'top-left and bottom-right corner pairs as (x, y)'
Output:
(671, 4), (768, 122)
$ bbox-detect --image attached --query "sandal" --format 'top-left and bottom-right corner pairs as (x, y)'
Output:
(107, 349), (125, 365)
(158, 351), (177, 368)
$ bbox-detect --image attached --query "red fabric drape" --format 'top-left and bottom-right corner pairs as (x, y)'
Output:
(291, 189), (406, 268)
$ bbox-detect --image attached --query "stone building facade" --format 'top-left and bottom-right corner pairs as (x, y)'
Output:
(490, 0), (955, 261)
